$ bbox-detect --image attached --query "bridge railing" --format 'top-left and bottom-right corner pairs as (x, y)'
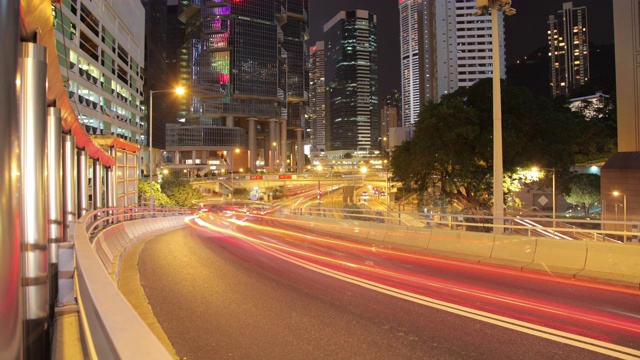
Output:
(63, 207), (188, 359)
(282, 206), (640, 244)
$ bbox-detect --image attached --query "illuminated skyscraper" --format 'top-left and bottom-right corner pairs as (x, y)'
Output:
(324, 10), (378, 152)
(310, 41), (326, 152)
(172, 0), (308, 173)
(399, 0), (505, 128)
(548, 2), (589, 97)
(380, 90), (400, 152)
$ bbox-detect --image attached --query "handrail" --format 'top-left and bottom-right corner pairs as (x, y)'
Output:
(280, 207), (640, 244)
(71, 207), (185, 359)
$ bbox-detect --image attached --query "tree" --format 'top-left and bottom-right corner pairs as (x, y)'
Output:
(138, 181), (176, 206)
(564, 173), (601, 216)
(391, 78), (579, 213)
(231, 187), (249, 199)
(571, 93), (617, 164)
(161, 173), (203, 208)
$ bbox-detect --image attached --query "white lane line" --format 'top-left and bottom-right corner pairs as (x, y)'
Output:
(251, 239), (640, 359)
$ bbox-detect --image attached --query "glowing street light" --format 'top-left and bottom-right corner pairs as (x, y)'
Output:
(149, 86), (185, 204)
(613, 191), (627, 242)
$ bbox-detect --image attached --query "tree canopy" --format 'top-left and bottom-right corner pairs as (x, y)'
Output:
(161, 172), (204, 208)
(564, 173), (601, 216)
(390, 78), (590, 212)
(138, 181), (176, 207)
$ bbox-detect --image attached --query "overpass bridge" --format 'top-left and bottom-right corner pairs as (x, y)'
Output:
(2, 1), (640, 359)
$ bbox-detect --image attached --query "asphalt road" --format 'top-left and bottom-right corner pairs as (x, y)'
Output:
(130, 217), (640, 359)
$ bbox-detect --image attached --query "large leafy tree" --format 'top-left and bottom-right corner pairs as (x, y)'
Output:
(391, 78), (579, 212)
(571, 93), (617, 163)
(564, 173), (601, 216)
(161, 172), (204, 208)
(138, 181), (176, 206)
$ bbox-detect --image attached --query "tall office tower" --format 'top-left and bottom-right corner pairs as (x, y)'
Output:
(174, 0), (308, 173)
(380, 90), (401, 152)
(399, 0), (505, 128)
(548, 2), (589, 97)
(142, 0), (169, 150)
(310, 41), (326, 152)
(52, 0), (146, 145)
(324, 10), (379, 152)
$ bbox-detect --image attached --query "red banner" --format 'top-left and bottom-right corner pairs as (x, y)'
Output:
(250, 175), (264, 180)
(278, 175), (292, 179)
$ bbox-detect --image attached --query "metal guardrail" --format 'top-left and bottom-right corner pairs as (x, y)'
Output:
(68, 207), (188, 359)
(283, 207), (640, 244)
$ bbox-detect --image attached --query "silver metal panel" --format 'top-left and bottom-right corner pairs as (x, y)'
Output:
(18, 40), (49, 358)
(77, 150), (88, 217)
(47, 107), (63, 263)
(93, 160), (103, 210)
(0, 1), (21, 357)
(62, 134), (77, 242)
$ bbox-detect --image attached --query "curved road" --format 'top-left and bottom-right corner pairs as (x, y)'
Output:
(128, 216), (640, 359)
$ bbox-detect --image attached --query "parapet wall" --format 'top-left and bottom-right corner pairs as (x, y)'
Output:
(276, 214), (640, 289)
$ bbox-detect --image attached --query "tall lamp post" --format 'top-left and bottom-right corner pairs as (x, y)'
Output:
(474, 0), (516, 233)
(384, 160), (390, 210)
(613, 191), (627, 242)
(230, 148), (240, 198)
(149, 86), (185, 204)
(316, 165), (323, 203)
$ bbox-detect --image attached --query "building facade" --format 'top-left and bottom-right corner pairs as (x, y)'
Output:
(324, 10), (379, 152)
(52, 0), (145, 206)
(172, 0), (309, 175)
(399, 0), (505, 128)
(310, 41), (326, 152)
(380, 89), (400, 152)
(53, 0), (146, 146)
(548, 2), (590, 97)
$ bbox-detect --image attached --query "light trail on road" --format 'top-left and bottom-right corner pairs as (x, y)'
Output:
(186, 214), (640, 358)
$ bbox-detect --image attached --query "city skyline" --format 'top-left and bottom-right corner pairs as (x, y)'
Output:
(309, 0), (614, 97)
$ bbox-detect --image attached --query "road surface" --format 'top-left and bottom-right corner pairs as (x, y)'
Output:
(128, 214), (640, 359)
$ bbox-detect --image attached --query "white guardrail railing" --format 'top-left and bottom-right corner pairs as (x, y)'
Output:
(283, 206), (640, 244)
(64, 207), (189, 359)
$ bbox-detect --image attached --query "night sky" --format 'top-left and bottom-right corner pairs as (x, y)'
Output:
(308, 0), (614, 98)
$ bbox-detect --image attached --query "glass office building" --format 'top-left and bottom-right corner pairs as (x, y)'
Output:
(174, 0), (309, 174)
(324, 10), (379, 152)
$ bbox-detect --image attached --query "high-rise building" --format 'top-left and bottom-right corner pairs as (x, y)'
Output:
(52, 0), (146, 206)
(171, 0), (309, 174)
(53, 0), (146, 145)
(310, 41), (326, 152)
(380, 90), (401, 152)
(548, 2), (590, 97)
(142, 0), (169, 150)
(324, 10), (378, 152)
(399, 0), (505, 128)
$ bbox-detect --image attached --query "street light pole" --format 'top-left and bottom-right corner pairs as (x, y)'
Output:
(491, 4), (504, 233)
(552, 167), (556, 229)
(148, 87), (184, 205)
(474, 1), (516, 233)
(614, 191), (627, 242)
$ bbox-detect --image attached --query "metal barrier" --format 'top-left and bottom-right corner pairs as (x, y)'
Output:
(64, 207), (188, 359)
(284, 207), (640, 244)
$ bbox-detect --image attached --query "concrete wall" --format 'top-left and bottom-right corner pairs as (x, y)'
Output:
(277, 214), (640, 289)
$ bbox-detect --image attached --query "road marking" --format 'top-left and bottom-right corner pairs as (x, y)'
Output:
(251, 239), (640, 359)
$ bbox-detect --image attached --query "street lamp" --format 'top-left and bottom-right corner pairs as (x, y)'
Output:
(316, 165), (323, 203)
(384, 160), (390, 210)
(230, 148), (240, 198)
(272, 142), (278, 172)
(149, 86), (185, 204)
(474, 0), (516, 233)
(532, 167), (556, 229)
(613, 191), (627, 242)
